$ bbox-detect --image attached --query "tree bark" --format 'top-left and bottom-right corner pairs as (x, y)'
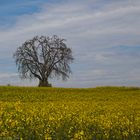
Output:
(38, 79), (52, 87)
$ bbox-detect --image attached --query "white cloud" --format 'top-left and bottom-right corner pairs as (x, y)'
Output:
(0, 73), (18, 79)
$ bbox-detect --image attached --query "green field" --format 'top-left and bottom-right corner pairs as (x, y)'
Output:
(0, 86), (140, 140)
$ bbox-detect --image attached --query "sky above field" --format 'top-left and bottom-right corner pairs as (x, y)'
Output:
(0, 0), (140, 87)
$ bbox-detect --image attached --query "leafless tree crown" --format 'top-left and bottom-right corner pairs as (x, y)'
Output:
(13, 35), (74, 86)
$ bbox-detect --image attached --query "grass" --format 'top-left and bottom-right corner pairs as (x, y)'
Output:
(0, 86), (140, 139)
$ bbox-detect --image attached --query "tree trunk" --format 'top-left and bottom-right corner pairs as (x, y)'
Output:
(38, 79), (52, 87)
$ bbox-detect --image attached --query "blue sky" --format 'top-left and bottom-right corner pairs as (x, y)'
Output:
(0, 0), (140, 87)
(0, 0), (48, 26)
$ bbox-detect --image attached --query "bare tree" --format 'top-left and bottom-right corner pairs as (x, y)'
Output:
(13, 35), (74, 87)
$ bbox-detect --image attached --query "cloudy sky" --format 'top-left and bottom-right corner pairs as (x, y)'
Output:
(0, 0), (140, 87)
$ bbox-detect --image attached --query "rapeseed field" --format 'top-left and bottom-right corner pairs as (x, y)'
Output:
(0, 86), (140, 140)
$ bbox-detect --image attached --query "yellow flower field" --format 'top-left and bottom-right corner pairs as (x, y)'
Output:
(0, 86), (140, 139)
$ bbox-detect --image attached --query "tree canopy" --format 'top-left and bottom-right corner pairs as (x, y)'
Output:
(13, 35), (74, 87)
